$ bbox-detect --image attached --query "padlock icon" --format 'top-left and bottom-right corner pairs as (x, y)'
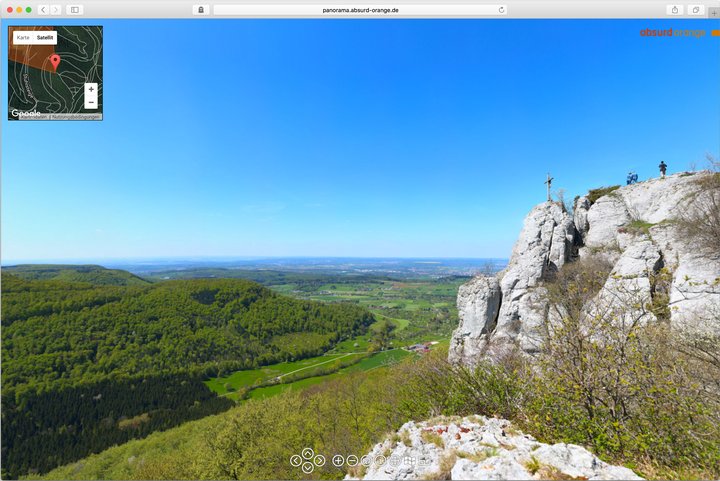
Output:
(198, 5), (204, 13)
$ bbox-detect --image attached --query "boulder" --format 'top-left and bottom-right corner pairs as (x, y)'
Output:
(448, 277), (502, 365)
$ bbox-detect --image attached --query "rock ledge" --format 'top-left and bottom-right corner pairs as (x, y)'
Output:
(347, 416), (642, 480)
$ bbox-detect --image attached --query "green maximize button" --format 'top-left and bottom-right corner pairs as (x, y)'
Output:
(25, 6), (32, 12)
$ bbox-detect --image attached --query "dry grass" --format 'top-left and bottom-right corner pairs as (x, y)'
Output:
(504, 423), (521, 436)
(346, 463), (367, 479)
(420, 430), (445, 448)
(535, 465), (587, 480)
(399, 430), (412, 447)
(422, 452), (457, 480)
(524, 456), (588, 480)
(456, 447), (499, 463)
(524, 455), (542, 474)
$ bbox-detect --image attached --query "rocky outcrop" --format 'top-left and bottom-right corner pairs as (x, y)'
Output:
(573, 195), (591, 240)
(449, 277), (502, 364)
(449, 201), (576, 364)
(347, 416), (642, 480)
(450, 171), (720, 364)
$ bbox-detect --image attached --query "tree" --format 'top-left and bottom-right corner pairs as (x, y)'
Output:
(368, 321), (395, 352)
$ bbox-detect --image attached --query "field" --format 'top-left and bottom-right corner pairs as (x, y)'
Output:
(204, 335), (431, 402)
(205, 352), (368, 401)
(245, 349), (413, 399)
(269, 278), (466, 344)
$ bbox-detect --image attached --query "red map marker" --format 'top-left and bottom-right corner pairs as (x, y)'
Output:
(49, 54), (61, 72)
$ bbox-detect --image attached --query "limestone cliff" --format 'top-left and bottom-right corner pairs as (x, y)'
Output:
(449, 171), (720, 365)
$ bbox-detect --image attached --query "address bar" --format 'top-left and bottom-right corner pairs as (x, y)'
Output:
(213, 4), (508, 16)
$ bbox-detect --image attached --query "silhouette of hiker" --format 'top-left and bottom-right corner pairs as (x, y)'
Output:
(659, 161), (667, 178)
(627, 171), (639, 185)
(631, 172), (638, 184)
(627, 172), (633, 185)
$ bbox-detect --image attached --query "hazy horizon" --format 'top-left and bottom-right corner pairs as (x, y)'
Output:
(2, 254), (509, 265)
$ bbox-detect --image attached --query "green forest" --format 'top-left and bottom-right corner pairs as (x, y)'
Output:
(1, 269), (374, 478)
(4, 265), (151, 286)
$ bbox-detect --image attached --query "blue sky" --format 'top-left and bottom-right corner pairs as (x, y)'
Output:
(2, 19), (719, 262)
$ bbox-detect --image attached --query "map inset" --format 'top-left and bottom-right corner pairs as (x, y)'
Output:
(8, 26), (103, 121)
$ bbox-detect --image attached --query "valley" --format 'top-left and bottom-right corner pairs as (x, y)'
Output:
(137, 260), (492, 405)
(1, 259), (496, 478)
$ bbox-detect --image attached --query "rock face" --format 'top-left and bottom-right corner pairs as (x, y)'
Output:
(450, 201), (576, 364)
(347, 416), (642, 480)
(450, 171), (720, 364)
(450, 277), (502, 363)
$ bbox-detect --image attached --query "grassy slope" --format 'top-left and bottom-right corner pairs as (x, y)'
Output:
(31, 350), (416, 480)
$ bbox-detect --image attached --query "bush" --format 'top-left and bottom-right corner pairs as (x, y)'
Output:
(394, 348), (528, 422)
(527, 257), (720, 477)
(587, 185), (621, 205)
(675, 173), (720, 254)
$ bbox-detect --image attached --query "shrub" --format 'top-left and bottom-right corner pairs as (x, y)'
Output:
(528, 257), (720, 477)
(394, 348), (528, 422)
(675, 173), (720, 254)
(587, 185), (621, 205)
(618, 219), (656, 236)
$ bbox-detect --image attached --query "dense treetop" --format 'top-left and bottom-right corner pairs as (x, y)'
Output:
(3, 265), (152, 286)
(2, 271), (374, 394)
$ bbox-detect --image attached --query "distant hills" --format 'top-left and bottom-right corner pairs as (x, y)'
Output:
(3, 264), (151, 286)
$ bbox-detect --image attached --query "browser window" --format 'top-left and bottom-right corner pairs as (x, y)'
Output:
(2, 1), (719, 480)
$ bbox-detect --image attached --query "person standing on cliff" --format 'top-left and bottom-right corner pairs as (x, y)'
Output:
(659, 161), (667, 178)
